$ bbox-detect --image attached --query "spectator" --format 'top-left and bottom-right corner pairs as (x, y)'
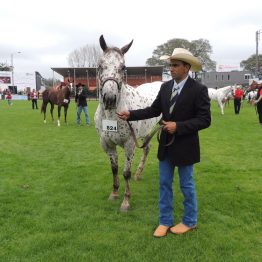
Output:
(233, 86), (244, 114)
(75, 83), (91, 126)
(30, 89), (38, 109)
(6, 90), (12, 106)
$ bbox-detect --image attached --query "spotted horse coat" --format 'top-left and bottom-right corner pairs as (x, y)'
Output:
(94, 35), (162, 211)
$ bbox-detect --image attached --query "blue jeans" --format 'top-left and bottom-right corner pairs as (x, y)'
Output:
(159, 158), (197, 227)
(77, 106), (90, 125)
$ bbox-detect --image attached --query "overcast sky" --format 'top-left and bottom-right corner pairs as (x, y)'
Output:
(0, 0), (261, 79)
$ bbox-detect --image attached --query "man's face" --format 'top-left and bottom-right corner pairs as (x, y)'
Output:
(169, 59), (190, 82)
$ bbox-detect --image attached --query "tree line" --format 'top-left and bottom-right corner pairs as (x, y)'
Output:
(1, 37), (262, 78)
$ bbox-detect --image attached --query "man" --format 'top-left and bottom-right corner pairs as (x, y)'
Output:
(253, 82), (262, 124)
(75, 83), (91, 126)
(117, 48), (211, 237)
(233, 86), (244, 114)
(30, 89), (38, 109)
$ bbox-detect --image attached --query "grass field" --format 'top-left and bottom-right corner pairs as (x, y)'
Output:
(0, 99), (261, 262)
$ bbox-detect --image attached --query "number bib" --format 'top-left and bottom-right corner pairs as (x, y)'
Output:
(102, 120), (118, 132)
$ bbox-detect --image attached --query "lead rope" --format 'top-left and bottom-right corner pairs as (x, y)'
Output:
(127, 120), (175, 148)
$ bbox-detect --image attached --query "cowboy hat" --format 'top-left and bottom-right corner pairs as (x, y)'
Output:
(76, 83), (83, 87)
(160, 48), (202, 72)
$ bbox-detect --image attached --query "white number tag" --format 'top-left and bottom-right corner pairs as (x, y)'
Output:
(63, 99), (69, 103)
(102, 120), (118, 132)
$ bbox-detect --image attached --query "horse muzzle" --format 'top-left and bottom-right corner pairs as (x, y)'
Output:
(103, 94), (117, 110)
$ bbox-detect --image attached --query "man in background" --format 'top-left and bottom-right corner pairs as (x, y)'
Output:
(233, 86), (244, 114)
(75, 83), (91, 126)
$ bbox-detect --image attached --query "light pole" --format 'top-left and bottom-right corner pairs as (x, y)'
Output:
(10, 51), (21, 90)
(256, 29), (262, 78)
(86, 69), (89, 87)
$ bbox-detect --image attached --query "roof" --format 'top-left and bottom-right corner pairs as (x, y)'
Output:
(51, 66), (164, 78)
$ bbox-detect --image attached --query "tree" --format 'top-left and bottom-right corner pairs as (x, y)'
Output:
(43, 78), (60, 88)
(240, 54), (262, 75)
(67, 44), (102, 67)
(146, 38), (216, 72)
(0, 62), (11, 71)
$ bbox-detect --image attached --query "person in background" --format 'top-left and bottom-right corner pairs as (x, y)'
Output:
(253, 82), (262, 125)
(6, 90), (12, 106)
(75, 83), (91, 126)
(117, 48), (211, 237)
(30, 89), (38, 109)
(233, 86), (244, 114)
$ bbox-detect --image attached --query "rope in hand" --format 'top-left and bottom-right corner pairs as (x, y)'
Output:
(127, 119), (175, 148)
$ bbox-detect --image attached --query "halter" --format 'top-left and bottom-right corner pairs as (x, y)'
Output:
(100, 77), (121, 92)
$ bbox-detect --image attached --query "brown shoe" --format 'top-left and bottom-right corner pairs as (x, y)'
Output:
(153, 225), (170, 238)
(170, 223), (197, 235)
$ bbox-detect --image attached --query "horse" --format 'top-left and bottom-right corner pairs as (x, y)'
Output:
(208, 85), (239, 115)
(245, 90), (258, 104)
(41, 82), (71, 126)
(94, 35), (161, 211)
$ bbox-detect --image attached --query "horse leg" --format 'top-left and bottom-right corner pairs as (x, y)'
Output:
(102, 142), (119, 200)
(218, 101), (224, 115)
(64, 106), (68, 125)
(57, 106), (61, 127)
(50, 104), (54, 123)
(120, 141), (135, 211)
(41, 102), (47, 123)
(134, 144), (151, 181)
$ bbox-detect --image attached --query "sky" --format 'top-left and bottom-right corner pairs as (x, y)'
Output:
(0, 0), (262, 80)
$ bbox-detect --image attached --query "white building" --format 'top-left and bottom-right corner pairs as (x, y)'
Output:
(0, 71), (44, 93)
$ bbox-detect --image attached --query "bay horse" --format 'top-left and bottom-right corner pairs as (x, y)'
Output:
(41, 82), (71, 126)
(94, 35), (161, 211)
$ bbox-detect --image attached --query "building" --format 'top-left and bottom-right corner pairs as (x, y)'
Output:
(0, 70), (44, 94)
(200, 71), (252, 88)
(51, 66), (164, 91)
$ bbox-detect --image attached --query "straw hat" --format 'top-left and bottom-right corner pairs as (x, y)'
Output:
(160, 48), (202, 72)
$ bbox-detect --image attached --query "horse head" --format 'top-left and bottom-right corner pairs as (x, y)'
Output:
(98, 35), (133, 110)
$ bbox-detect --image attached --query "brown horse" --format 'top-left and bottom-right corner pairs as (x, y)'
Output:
(41, 82), (71, 126)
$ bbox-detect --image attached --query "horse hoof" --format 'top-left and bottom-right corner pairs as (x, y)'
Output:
(108, 192), (119, 200)
(134, 175), (142, 181)
(120, 204), (130, 212)
(44, 120), (46, 124)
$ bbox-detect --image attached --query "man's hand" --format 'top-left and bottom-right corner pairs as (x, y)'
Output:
(162, 120), (177, 134)
(117, 111), (130, 121)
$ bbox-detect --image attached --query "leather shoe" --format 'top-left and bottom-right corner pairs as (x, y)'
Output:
(153, 225), (170, 238)
(170, 223), (196, 235)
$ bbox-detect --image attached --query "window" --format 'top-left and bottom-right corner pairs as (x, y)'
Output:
(244, 74), (251, 80)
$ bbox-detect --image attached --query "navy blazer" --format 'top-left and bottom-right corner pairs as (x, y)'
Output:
(129, 77), (211, 165)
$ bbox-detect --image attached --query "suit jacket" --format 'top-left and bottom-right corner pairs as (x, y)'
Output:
(129, 77), (211, 165)
(75, 89), (88, 107)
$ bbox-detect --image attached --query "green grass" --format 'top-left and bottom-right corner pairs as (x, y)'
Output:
(0, 99), (261, 262)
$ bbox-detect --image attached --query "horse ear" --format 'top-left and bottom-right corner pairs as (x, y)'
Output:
(99, 35), (108, 51)
(121, 40), (133, 55)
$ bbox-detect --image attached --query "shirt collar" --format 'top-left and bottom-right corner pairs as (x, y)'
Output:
(173, 76), (189, 93)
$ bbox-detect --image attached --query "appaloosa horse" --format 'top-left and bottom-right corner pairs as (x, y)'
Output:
(41, 82), (71, 126)
(94, 35), (161, 211)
